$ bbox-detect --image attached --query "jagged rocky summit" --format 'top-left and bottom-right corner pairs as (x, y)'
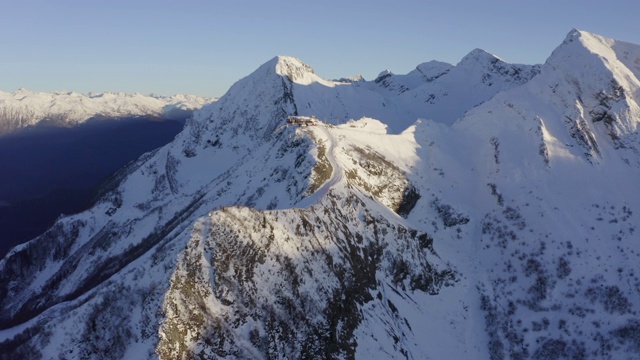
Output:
(1, 29), (640, 359)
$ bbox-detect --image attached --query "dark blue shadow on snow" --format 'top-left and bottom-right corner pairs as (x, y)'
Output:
(0, 115), (186, 258)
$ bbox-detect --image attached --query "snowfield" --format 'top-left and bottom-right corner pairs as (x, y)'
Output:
(1, 29), (640, 359)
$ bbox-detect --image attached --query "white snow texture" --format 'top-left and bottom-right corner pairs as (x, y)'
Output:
(1, 29), (640, 359)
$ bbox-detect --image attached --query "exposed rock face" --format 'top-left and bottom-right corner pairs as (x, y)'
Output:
(2, 30), (640, 359)
(158, 189), (453, 359)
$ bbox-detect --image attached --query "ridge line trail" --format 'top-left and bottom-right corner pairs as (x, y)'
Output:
(296, 125), (343, 208)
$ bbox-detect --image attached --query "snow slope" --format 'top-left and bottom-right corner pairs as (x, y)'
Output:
(0, 89), (216, 134)
(1, 29), (640, 359)
(233, 52), (539, 134)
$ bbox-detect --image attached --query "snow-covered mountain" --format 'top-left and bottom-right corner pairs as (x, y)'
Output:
(251, 49), (539, 133)
(0, 90), (216, 134)
(2, 29), (640, 359)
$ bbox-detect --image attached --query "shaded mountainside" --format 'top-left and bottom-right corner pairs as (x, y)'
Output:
(0, 116), (187, 258)
(1, 29), (640, 359)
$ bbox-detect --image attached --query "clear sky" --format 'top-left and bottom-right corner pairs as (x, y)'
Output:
(1, 0), (638, 98)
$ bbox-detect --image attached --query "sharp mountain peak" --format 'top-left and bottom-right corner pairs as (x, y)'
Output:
(457, 48), (504, 67)
(264, 55), (317, 84)
(3, 29), (640, 360)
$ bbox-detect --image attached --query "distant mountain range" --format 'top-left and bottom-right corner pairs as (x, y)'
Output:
(1, 29), (640, 359)
(0, 90), (216, 258)
(0, 90), (215, 134)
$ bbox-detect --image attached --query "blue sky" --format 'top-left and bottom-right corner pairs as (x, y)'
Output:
(1, 0), (638, 97)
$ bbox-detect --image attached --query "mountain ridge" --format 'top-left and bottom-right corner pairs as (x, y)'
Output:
(1, 29), (640, 359)
(0, 89), (216, 135)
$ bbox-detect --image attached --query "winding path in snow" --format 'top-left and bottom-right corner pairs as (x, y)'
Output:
(296, 125), (343, 208)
